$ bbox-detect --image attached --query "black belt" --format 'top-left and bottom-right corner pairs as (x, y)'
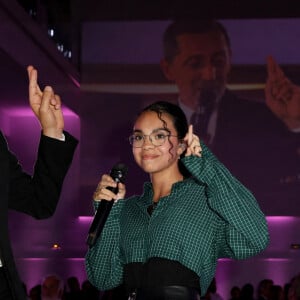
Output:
(129, 285), (200, 300)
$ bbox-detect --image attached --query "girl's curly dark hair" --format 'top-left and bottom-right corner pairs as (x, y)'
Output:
(136, 101), (191, 177)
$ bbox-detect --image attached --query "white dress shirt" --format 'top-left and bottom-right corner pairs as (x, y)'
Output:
(178, 98), (219, 145)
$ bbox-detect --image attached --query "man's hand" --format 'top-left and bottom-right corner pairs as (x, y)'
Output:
(27, 65), (64, 139)
(265, 56), (300, 130)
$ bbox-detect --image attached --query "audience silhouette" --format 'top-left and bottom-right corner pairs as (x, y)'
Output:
(25, 273), (300, 300)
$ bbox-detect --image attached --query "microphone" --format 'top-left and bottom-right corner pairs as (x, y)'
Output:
(86, 163), (128, 248)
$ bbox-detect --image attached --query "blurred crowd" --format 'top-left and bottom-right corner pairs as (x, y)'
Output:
(22, 273), (300, 300)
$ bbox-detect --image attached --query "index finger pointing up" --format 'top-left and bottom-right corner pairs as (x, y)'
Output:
(188, 125), (193, 145)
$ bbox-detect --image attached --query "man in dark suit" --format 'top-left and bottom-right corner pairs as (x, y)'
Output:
(0, 66), (78, 300)
(160, 20), (300, 214)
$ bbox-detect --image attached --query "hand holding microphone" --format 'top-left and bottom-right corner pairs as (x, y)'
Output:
(86, 163), (127, 248)
(93, 174), (126, 202)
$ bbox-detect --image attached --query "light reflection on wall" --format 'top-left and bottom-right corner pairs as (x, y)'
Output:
(0, 104), (80, 169)
(266, 216), (300, 254)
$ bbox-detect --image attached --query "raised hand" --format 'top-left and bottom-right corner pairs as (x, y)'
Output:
(27, 65), (64, 139)
(265, 56), (300, 130)
(184, 125), (202, 157)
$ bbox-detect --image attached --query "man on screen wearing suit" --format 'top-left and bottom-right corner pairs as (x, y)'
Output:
(160, 20), (300, 212)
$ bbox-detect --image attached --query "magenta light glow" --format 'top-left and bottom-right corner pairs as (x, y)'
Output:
(266, 216), (299, 224)
(78, 216), (300, 223)
(1, 105), (78, 117)
(0, 105), (80, 140)
(78, 216), (93, 224)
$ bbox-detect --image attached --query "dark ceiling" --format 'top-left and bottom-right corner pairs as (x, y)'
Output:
(79, 0), (300, 21)
(15, 0), (300, 72)
(19, 0), (300, 22)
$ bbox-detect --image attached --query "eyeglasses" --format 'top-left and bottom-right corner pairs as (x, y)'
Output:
(129, 130), (178, 148)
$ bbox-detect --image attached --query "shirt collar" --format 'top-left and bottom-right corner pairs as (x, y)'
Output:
(178, 98), (194, 123)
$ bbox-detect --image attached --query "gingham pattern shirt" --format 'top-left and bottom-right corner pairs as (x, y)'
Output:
(85, 144), (269, 295)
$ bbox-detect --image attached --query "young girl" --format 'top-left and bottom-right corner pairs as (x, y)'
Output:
(85, 101), (269, 300)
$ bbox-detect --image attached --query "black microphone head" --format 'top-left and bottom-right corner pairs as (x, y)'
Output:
(110, 163), (128, 183)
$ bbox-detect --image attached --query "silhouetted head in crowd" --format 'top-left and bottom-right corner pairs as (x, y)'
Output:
(288, 274), (300, 300)
(257, 279), (274, 300)
(230, 286), (241, 300)
(66, 276), (80, 292)
(240, 283), (254, 300)
(41, 274), (64, 300)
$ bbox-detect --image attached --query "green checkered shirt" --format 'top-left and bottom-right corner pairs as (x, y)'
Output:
(85, 144), (269, 295)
